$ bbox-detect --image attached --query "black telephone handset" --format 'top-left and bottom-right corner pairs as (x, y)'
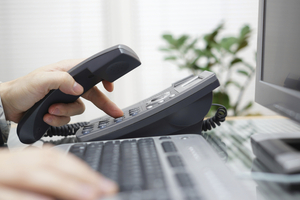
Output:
(17, 45), (141, 144)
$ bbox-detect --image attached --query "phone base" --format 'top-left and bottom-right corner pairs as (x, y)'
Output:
(115, 92), (212, 140)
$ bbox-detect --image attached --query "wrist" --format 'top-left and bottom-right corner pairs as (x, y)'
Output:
(0, 81), (16, 122)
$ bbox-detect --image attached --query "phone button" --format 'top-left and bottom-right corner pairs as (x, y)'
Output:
(82, 125), (94, 135)
(82, 129), (92, 135)
(98, 121), (108, 129)
(129, 108), (140, 116)
(158, 99), (164, 104)
(146, 105), (153, 109)
(114, 116), (124, 123)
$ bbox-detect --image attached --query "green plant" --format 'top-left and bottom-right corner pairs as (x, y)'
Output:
(160, 23), (255, 116)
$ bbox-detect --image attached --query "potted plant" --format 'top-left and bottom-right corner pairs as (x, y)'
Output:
(160, 23), (255, 116)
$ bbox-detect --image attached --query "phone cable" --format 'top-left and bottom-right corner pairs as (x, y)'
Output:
(44, 122), (89, 137)
(202, 103), (227, 132)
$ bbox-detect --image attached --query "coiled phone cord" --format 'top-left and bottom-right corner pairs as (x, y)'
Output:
(44, 104), (227, 137)
(202, 103), (227, 132)
(44, 122), (88, 137)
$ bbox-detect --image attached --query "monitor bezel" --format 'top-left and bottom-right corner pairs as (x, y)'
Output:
(255, 0), (300, 123)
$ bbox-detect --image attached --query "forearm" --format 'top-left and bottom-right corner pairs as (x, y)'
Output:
(0, 81), (13, 143)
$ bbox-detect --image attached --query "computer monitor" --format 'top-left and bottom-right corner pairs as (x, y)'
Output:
(255, 0), (300, 123)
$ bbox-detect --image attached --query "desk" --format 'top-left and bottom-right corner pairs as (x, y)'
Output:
(204, 116), (300, 200)
(7, 116), (300, 199)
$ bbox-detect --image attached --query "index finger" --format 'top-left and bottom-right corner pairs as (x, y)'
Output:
(102, 80), (114, 92)
(82, 86), (123, 117)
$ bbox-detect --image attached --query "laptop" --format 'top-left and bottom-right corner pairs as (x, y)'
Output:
(55, 134), (253, 200)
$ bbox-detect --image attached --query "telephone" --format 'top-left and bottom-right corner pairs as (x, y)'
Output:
(17, 45), (226, 144)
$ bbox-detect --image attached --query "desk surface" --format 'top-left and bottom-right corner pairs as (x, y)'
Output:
(7, 116), (300, 199)
(204, 116), (300, 200)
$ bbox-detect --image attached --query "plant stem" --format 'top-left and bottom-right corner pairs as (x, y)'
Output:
(233, 62), (255, 115)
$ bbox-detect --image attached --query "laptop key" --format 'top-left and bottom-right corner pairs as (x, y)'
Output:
(69, 143), (87, 159)
(99, 141), (120, 183)
(84, 142), (103, 171)
(119, 140), (144, 191)
(176, 173), (194, 187)
(168, 155), (184, 167)
(162, 141), (177, 152)
(139, 138), (166, 189)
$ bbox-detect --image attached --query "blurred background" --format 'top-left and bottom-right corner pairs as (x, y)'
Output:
(0, 0), (275, 123)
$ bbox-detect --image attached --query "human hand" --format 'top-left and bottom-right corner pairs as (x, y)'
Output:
(0, 59), (123, 126)
(0, 146), (118, 200)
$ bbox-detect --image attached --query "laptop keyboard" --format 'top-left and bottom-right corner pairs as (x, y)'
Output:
(69, 138), (200, 200)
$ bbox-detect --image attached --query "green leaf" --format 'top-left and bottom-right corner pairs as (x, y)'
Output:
(164, 56), (177, 60)
(159, 48), (172, 52)
(240, 25), (251, 38)
(232, 25), (252, 53)
(162, 34), (175, 45)
(220, 37), (237, 52)
(210, 42), (222, 51)
(176, 35), (189, 48)
(213, 91), (231, 109)
(235, 40), (248, 52)
(191, 63), (201, 71)
(178, 64), (186, 69)
(204, 23), (224, 44)
(194, 49), (204, 56)
(202, 49), (214, 58)
(237, 70), (249, 76)
(230, 58), (243, 66)
(225, 80), (242, 89)
(240, 102), (253, 112)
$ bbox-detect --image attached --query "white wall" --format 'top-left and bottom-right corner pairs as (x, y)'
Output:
(0, 0), (275, 123)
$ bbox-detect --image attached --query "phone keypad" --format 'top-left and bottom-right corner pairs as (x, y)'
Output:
(79, 106), (142, 136)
